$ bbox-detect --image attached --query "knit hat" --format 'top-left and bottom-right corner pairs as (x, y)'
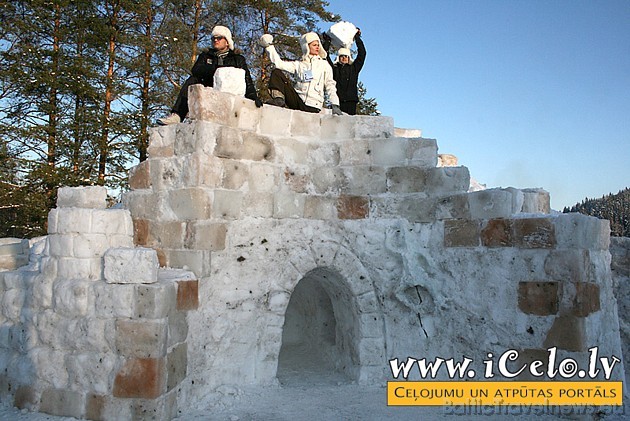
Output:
(211, 26), (234, 50)
(335, 47), (354, 64)
(300, 32), (327, 59)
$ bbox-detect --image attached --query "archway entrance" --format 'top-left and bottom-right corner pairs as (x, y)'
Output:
(277, 267), (359, 386)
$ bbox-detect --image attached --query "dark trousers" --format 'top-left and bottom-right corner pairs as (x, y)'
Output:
(340, 101), (358, 115)
(171, 76), (203, 121)
(268, 69), (320, 113)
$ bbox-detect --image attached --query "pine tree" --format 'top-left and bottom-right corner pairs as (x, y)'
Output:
(63, 0), (108, 184)
(0, 139), (50, 237)
(126, 0), (160, 163)
(0, 0), (83, 219)
(356, 81), (380, 116)
(0, 0), (138, 234)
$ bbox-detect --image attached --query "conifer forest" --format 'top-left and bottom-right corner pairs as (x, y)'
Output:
(0, 0), (381, 238)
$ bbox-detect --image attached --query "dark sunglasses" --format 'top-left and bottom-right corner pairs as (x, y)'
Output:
(212, 36), (226, 41)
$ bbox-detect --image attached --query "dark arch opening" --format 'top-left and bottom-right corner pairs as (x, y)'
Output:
(276, 267), (359, 386)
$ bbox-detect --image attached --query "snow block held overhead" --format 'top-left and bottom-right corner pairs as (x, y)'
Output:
(327, 21), (358, 49)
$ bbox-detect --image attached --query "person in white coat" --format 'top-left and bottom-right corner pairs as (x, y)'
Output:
(259, 32), (342, 115)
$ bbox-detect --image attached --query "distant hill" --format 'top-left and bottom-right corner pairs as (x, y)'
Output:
(563, 188), (630, 237)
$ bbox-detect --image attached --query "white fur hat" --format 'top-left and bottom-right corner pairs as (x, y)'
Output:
(338, 47), (351, 57)
(300, 32), (327, 59)
(335, 47), (354, 64)
(211, 26), (234, 50)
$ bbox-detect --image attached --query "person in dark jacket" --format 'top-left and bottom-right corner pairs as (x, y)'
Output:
(158, 25), (262, 125)
(323, 28), (366, 115)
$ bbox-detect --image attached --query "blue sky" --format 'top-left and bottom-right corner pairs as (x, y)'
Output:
(323, 0), (630, 210)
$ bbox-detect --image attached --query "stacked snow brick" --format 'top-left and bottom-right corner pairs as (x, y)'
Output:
(611, 236), (630, 401)
(0, 186), (198, 420)
(126, 85), (549, 276)
(120, 85), (623, 410)
(0, 238), (29, 271)
(443, 211), (618, 377)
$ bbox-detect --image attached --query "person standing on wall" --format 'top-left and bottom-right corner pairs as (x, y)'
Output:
(258, 32), (342, 115)
(158, 25), (262, 126)
(323, 28), (366, 115)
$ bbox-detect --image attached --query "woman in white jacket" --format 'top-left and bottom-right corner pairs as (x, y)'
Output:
(259, 32), (342, 115)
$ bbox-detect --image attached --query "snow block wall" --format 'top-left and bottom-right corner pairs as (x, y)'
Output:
(0, 238), (29, 271)
(611, 237), (630, 398)
(0, 187), (198, 419)
(126, 86), (624, 409)
(0, 85), (625, 419)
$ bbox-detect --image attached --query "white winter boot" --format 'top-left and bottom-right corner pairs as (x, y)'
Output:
(157, 113), (181, 126)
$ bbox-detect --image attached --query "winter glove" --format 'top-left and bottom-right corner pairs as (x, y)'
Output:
(259, 34), (274, 48)
(255, 98), (263, 108)
(321, 32), (331, 52)
(355, 28), (362, 39)
(332, 104), (342, 116)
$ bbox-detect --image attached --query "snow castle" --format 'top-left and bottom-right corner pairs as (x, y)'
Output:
(0, 86), (624, 419)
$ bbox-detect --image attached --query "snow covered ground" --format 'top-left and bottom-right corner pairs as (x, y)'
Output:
(0, 343), (626, 420)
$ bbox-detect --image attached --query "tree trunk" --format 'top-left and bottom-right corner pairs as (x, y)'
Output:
(72, 34), (85, 174)
(99, 0), (120, 185)
(191, 0), (202, 65)
(138, 1), (153, 162)
(46, 2), (62, 207)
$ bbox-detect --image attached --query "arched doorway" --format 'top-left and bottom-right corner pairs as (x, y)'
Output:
(276, 267), (359, 385)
